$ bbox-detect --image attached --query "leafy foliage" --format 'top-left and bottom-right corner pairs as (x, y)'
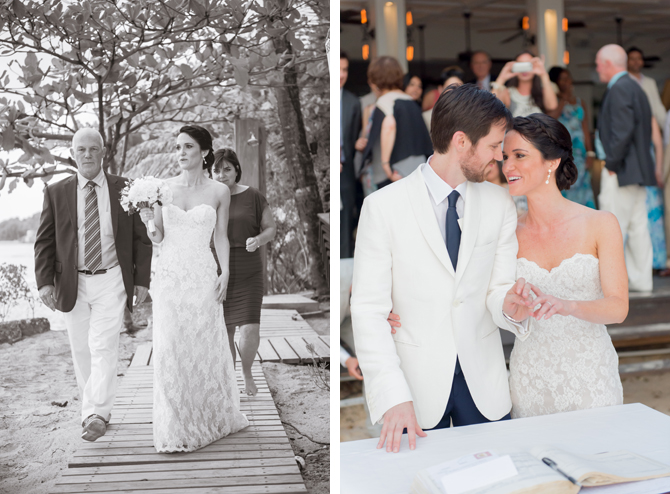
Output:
(0, 0), (330, 293)
(0, 263), (35, 321)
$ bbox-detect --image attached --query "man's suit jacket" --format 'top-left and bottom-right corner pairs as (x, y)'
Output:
(34, 172), (153, 313)
(350, 167), (527, 428)
(598, 73), (656, 187)
(341, 88), (362, 193)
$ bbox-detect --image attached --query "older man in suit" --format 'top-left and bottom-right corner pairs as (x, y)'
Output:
(35, 128), (152, 441)
(596, 44), (656, 292)
(341, 52), (362, 258)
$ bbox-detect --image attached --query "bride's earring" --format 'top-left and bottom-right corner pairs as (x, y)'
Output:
(546, 169), (551, 185)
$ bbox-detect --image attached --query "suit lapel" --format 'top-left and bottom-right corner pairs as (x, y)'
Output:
(65, 175), (78, 230)
(406, 168), (455, 276)
(455, 181), (480, 285)
(106, 172), (120, 238)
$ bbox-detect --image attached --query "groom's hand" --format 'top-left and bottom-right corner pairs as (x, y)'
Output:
(503, 278), (535, 321)
(378, 401), (426, 453)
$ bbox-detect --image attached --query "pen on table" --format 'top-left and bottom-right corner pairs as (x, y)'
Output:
(542, 457), (582, 487)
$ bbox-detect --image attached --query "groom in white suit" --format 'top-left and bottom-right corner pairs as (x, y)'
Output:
(351, 84), (535, 453)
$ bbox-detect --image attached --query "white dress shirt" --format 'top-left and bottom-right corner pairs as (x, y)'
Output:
(76, 169), (119, 270)
(421, 158), (468, 244)
(340, 346), (352, 367)
(422, 158), (527, 330)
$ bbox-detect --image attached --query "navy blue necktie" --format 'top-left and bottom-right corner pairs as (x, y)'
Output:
(446, 190), (461, 270)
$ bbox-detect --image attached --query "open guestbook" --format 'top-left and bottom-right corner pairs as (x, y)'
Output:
(410, 446), (670, 494)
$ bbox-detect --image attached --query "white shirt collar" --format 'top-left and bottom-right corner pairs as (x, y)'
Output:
(421, 157), (467, 206)
(77, 167), (105, 190)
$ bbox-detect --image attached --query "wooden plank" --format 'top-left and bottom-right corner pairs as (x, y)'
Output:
(50, 474), (305, 493)
(77, 437), (290, 451)
(267, 338), (300, 364)
(68, 449), (296, 467)
(73, 443), (291, 457)
(302, 335), (330, 362)
(284, 337), (315, 363)
(318, 335), (330, 347)
(52, 485), (307, 494)
(57, 465), (300, 484)
(262, 294), (319, 313)
(60, 457), (297, 476)
(129, 343), (152, 367)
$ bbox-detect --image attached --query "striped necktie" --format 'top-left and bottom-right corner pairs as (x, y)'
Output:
(84, 181), (102, 272)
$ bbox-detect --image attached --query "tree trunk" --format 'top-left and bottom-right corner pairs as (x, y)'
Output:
(272, 35), (328, 296)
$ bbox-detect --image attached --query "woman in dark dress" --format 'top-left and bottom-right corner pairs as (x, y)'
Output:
(212, 149), (276, 396)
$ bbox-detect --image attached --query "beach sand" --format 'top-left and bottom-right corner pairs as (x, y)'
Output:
(0, 305), (153, 494)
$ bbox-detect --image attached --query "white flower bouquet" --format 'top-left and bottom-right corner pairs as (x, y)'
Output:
(120, 176), (172, 234)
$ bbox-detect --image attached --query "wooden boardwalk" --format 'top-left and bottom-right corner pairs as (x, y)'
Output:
(51, 360), (307, 493)
(50, 307), (330, 493)
(239, 309), (330, 364)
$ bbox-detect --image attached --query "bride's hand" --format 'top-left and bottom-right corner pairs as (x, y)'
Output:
(503, 278), (536, 321)
(527, 284), (573, 320)
(215, 272), (229, 303)
(139, 207), (154, 226)
(388, 311), (401, 334)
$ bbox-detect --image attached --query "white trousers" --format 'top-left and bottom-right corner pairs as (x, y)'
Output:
(598, 169), (654, 292)
(62, 265), (127, 423)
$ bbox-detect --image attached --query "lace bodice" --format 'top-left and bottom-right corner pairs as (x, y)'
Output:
(151, 203), (248, 452)
(509, 254), (623, 418)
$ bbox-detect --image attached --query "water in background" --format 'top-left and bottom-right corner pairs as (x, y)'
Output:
(0, 240), (66, 330)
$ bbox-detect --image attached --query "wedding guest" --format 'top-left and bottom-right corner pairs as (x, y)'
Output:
(360, 56), (432, 191)
(649, 117), (667, 273)
(548, 66), (596, 208)
(341, 52), (362, 258)
(492, 51), (558, 117)
(627, 47), (667, 129)
(595, 44), (655, 291)
(212, 148), (276, 396)
(470, 51), (493, 91)
(423, 67), (465, 132)
(403, 73), (423, 103)
(34, 128), (152, 441)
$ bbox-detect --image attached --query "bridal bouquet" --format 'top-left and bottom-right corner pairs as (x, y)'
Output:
(120, 176), (172, 234)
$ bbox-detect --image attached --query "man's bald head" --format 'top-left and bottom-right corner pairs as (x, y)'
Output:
(70, 128), (105, 180)
(72, 128), (104, 149)
(596, 44), (627, 83)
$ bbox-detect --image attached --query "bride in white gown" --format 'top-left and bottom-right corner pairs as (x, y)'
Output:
(502, 113), (627, 418)
(140, 125), (249, 452)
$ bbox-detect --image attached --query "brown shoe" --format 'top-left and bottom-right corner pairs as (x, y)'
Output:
(82, 414), (107, 442)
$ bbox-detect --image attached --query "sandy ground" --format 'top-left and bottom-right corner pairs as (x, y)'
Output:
(0, 302), (330, 493)
(263, 362), (330, 494)
(0, 303), (153, 494)
(340, 371), (670, 442)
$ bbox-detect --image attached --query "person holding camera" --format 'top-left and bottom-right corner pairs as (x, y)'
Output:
(491, 51), (558, 117)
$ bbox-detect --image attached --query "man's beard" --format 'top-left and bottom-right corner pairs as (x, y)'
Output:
(460, 148), (492, 183)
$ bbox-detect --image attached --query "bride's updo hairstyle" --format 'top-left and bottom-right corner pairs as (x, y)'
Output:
(179, 125), (215, 177)
(512, 113), (578, 191)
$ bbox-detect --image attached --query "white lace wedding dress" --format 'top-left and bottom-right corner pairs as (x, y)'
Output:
(151, 203), (249, 452)
(509, 253), (623, 419)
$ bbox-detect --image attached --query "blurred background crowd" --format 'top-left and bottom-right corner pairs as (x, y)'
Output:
(339, 1), (670, 421)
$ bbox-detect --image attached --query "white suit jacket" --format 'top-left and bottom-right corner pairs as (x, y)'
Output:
(351, 166), (528, 428)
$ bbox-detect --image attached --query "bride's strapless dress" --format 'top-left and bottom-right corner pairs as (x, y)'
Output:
(151, 204), (249, 452)
(509, 253), (623, 419)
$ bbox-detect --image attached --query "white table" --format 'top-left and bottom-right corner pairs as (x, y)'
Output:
(340, 403), (670, 494)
